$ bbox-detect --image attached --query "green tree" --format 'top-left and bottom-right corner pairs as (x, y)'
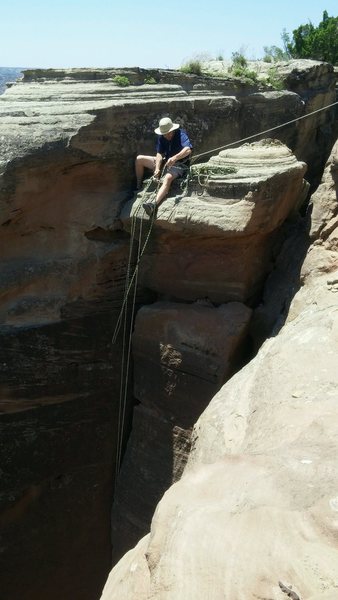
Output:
(263, 29), (291, 62)
(287, 10), (338, 65)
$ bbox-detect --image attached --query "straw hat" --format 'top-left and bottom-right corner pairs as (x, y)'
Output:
(154, 117), (180, 135)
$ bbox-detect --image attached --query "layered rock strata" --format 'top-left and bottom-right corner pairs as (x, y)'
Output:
(0, 61), (335, 599)
(101, 141), (338, 599)
(203, 59), (336, 185)
(110, 139), (310, 562)
(122, 139), (309, 304)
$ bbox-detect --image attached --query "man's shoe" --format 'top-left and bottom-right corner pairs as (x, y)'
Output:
(143, 201), (156, 217)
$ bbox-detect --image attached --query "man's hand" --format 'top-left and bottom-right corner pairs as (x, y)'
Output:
(166, 156), (176, 168)
(154, 168), (161, 179)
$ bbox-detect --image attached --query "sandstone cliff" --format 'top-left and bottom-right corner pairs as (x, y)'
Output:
(100, 137), (338, 600)
(109, 139), (309, 561)
(0, 61), (336, 600)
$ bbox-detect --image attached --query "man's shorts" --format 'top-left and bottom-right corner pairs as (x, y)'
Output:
(166, 162), (189, 179)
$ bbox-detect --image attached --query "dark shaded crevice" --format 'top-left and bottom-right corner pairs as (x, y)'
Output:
(250, 215), (311, 351)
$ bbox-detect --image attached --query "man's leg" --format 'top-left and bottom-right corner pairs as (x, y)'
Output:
(155, 172), (175, 205)
(135, 155), (155, 188)
(143, 166), (179, 217)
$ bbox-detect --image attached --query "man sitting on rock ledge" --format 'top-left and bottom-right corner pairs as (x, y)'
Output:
(135, 117), (192, 217)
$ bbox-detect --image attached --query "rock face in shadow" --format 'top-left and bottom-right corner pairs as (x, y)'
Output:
(0, 392), (116, 600)
(101, 140), (338, 599)
(0, 87), (138, 598)
(0, 73), (145, 600)
(0, 62), (336, 600)
(110, 301), (252, 561)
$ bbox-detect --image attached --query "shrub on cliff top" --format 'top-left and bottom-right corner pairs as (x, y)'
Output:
(112, 75), (130, 87)
(143, 76), (157, 84)
(180, 60), (203, 76)
(229, 51), (258, 84)
(265, 67), (284, 90)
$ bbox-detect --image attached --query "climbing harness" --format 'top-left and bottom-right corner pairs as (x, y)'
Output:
(112, 98), (338, 479)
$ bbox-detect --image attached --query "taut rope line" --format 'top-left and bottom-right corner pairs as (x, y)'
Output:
(191, 100), (338, 164)
(112, 98), (337, 479)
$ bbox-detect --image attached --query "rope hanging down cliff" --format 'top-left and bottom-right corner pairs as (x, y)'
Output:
(115, 99), (338, 330)
(114, 96), (338, 346)
(112, 98), (337, 478)
(113, 179), (158, 480)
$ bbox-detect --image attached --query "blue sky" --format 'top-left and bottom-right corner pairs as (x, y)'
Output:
(1, 1), (337, 69)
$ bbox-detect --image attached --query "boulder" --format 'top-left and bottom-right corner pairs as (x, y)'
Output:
(122, 139), (308, 303)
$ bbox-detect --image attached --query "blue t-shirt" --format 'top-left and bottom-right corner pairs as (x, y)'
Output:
(156, 128), (192, 162)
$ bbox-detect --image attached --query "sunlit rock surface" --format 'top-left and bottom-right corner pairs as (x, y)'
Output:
(122, 139), (308, 303)
(100, 140), (338, 599)
(203, 58), (336, 183)
(110, 138), (308, 564)
(0, 63), (336, 599)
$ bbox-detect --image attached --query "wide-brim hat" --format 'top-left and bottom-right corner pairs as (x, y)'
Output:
(155, 117), (180, 135)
